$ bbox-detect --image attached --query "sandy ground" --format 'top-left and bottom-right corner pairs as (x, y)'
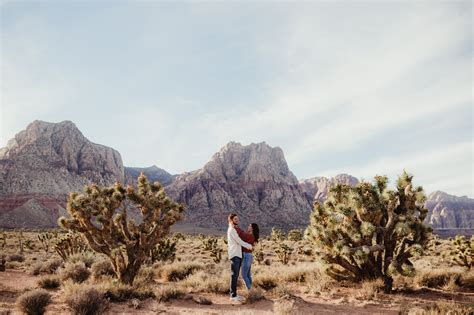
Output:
(3, 269), (473, 315)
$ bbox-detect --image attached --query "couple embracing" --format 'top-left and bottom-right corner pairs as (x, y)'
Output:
(226, 213), (259, 302)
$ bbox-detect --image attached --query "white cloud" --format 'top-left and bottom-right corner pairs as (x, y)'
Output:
(318, 141), (473, 196)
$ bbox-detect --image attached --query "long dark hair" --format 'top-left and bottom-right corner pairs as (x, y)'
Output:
(251, 223), (259, 242)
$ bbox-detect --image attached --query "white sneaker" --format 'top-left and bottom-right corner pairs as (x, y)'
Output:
(230, 295), (245, 302)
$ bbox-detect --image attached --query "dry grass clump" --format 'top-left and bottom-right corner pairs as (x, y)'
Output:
(29, 258), (63, 276)
(400, 300), (474, 315)
(90, 260), (114, 280)
(179, 268), (229, 294)
(60, 262), (90, 283)
(413, 270), (461, 289)
(245, 287), (265, 304)
(67, 252), (96, 268)
(133, 266), (156, 287)
(7, 254), (24, 262)
(458, 271), (474, 289)
(155, 285), (186, 302)
(273, 296), (296, 315)
(16, 289), (51, 315)
(356, 279), (384, 300)
(254, 272), (278, 290)
(279, 265), (315, 283)
(98, 280), (154, 302)
(305, 269), (333, 294)
(37, 275), (61, 290)
(158, 262), (203, 282)
(63, 283), (108, 315)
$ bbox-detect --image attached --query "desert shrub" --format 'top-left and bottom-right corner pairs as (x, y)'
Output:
(16, 289), (51, 315)
(357, 279), (384, 300)
(245, 287), (265, 304)
(306, 270), (333, 294)
(91, 260), (115, 279)
(413, 270), (461, 289)
(253, 245), (264, 265)
(458, 271), (474, 289)
(43, 258), (63, 273)
(287, 229), (303, 242)
(68, 252), (96, 268)
(7, 254), (24, 262)
(273, 296), (295, 315)
(274, 285), (295, 299)
(29, 258), (63, 276)
(155, 285), (185, 302)
(133, 266), (156, 287)
(401, 301), (474, 315)
(306, 172), (431, 293)
(58, 173), (184, 285)
(61, 262), (90, 283)
(63, 284), (107, 315)
(29, 262), (43, 276)
(281, 267), (310, 283)
(180, 269), (229, 294)
(150, 238), (177, 263)
(159, 262), (203, 282)
(254, 273), (278, 290)
(99, 281), (154, 302)
(37, 275), (61, 289)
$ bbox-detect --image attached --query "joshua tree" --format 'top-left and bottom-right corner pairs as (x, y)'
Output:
(150, 238), (177, 263)
(201, 237), (223, 263)
(306, 172), (431, 293)
(448, 235), (473, 270)
(275, 243), (293, 265)
(271, 227), (285, 242)
(58, 173), (184, 285)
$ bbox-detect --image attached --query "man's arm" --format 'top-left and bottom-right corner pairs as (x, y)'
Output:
(230, 227), (252, 250)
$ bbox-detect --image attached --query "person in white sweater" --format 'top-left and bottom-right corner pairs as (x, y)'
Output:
(227, 213), (252, 302)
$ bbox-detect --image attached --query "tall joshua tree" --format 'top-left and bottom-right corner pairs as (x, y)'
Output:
(58, 173), (184, 285)
(306, 171), (431, 292)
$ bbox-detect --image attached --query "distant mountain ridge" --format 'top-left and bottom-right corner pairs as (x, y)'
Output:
(165, 141), (312, 230)
(0, 120), (472, 230)
(125, 165), (174, 186)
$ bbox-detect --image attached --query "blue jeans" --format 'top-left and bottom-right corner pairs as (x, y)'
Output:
(230, 256), (242, 298)
(241, 252), (253, 290)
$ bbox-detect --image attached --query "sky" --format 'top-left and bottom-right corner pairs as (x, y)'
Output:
(1, 1), (473, 197)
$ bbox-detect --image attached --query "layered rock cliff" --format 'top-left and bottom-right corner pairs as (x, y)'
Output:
(425, 191), (474, 229)
(0, 120), (124, 228)
(166, 141), (312, 229)
(299, 174), (359, 203)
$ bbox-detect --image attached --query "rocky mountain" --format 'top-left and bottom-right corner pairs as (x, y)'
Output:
(125, 165), (173, 186)
(1, 120), (472, 231)
(0, 120), (124, 228)
(166, 141), (312, 230)
(299, 174), (359, 204)
(425, 191), (474, 229)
